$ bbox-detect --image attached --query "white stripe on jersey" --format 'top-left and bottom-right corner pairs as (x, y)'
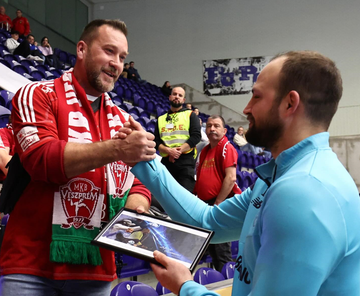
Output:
(17, 81), (55, 123)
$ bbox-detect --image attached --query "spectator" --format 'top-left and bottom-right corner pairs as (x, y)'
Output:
(194, 115), (241, 271)
(4, 30), (20, 54)
(38, 36), (63, 68)
(185, 103), (192, 110)
(120, 62), (129, 78)
(14, 33), (44, 63)
(12, 9), (30, 38)
(195, 117), (208, 158)
(0, 19), (156, 296)
(161, 81), (172, 97)
(127, 61), (141, 81)
(131, 51), (360, 296)
(154, 86), (201, 193)
(0, 120), (14, 184)
(233, 126), (247, 147)
(0, 6), (12, 31)
(193, 107), (199, 116)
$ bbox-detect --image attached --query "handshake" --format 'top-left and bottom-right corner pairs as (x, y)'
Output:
(112, 116), (157, 167)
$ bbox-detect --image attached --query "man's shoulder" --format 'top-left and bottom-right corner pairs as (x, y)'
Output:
(17, 80), (56, 99)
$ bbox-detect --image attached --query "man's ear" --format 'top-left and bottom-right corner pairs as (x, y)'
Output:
(77, 41), (87, 60)
(282, 90), (300, 116)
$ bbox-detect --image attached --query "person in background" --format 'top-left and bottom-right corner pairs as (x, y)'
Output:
(154, 86), (201, 193)
(194, 115), (241, 272)
(161, 81), (172, 97)
(12, 9), (30, 38)
(38, 36), (63, 69)
(185, 103), (192, 110)
(0, 6), (12, 31)
(129, 50), (360, 296)
(4, 30), (20, 54)
(0, 19), (156, 296)
(233, 126), (247, 148)
(120, 62), (129, 78)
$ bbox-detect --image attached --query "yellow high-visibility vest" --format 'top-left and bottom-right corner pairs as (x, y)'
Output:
(158, 110), (196, 158)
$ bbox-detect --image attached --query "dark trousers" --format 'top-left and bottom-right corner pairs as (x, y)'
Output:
(161, 154), (196, 193)
(203, 197), (233, 272)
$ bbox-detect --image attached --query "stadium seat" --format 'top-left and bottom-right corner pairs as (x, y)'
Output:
(115, 85), (124, 98)
(111, 281), (158, 296)
(221, 262), (236, 279)
(194, 267), (225, 285)
(36, 64), (50, 74)
(156, 281), (171, 295)
(231, 241), (239, 260)
(0, 105), (11, 128)
(112, 96), (123, 107)
(115, 254), (151, 279)
(30, 70), (46, 81)
(68, 54), (76, 67)
(0, 90), (14, 108)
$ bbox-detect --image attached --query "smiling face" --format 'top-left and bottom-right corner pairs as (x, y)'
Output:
(243, 57), (286, 149)
(80, 25), (128, 96)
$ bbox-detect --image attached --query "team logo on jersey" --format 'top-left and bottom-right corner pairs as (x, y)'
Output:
(109, 161), (129, 198)
(60, 178), (101, 230)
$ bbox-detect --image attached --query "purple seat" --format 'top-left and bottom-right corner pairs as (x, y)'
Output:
(13, 64), (29, 75)
(156, 106), (165, 117)
(231, 241), (239, 260)
(145, 100), (156, 114)
(36, 64), (50, 74)
(30, 70), (46, 81)
(0, 58), (12, 69)
(221, 262), (236, 279)
(115, 254), (151, 279)
(112, 96), (123, 107)
(0, 105), (11, 128)
(115, 85), (124, 98)
(111, 281), (157, 296)
(138, 116), (150, 129)
(56, 49), (69, 64)
(156, 282), (171, 295)
(108, 91), (117, 99)
(68, 54), (76, 67)
(124, 88), (133, 101)
(0, 90), (14, 108)
(194, 267), (225, 285)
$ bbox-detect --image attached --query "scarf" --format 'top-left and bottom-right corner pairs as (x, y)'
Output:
(194, 135), (242, 197)
(50, 71), (134, 265)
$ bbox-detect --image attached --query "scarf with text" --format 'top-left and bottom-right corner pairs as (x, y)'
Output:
(50, 71), (134, 265)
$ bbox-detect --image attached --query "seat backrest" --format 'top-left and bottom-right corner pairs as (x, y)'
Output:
(221, 261), (236, 279)
(156, 281), (171, 295)
(110, 281), (158, 296)
(194, 267), (225, 285)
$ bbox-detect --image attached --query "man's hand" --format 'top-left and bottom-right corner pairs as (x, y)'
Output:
(113, 116), (156, 167)
(167, 147), (182, 159)
(151, 251), (193, 295)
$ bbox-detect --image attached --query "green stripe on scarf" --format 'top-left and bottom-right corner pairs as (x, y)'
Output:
(50, 190), (129, 266)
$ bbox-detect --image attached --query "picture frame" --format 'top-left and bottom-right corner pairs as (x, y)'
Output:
(92, 208), (214, 273)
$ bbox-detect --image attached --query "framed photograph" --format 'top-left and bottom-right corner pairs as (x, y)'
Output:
(92, 208), (214, 273)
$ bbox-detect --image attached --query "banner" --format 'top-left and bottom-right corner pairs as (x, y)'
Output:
(203, 56), (273, 96)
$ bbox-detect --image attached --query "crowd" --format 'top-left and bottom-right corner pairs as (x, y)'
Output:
(0, 14), (359, 296)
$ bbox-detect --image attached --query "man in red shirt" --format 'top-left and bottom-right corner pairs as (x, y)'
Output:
(0, 122), (14, 183)
(194, 115), (241, 271)
(0, 6), (12, 31)
(12, 9), (30, 37)
(0, 19), (156, 296)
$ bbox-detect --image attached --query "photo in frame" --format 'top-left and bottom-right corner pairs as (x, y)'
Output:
(92, 208), (214, 273)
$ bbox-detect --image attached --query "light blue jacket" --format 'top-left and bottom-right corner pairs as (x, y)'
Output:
(132, 132), (360, 296)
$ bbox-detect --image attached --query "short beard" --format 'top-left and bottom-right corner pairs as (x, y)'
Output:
(87, 70), (115, 93)
(170, 101), (182, 108)
(246, 102), (284, 150)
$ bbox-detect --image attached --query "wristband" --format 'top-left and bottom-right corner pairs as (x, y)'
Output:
(178, 280), (193, 296)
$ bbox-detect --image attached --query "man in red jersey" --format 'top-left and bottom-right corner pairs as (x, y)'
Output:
(0, 120), (14, 182)
(0, 6), (12, 31)
(12, 9), (30, 38)
(194, 115), (241, 271)
(0, 19), (156, 296)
